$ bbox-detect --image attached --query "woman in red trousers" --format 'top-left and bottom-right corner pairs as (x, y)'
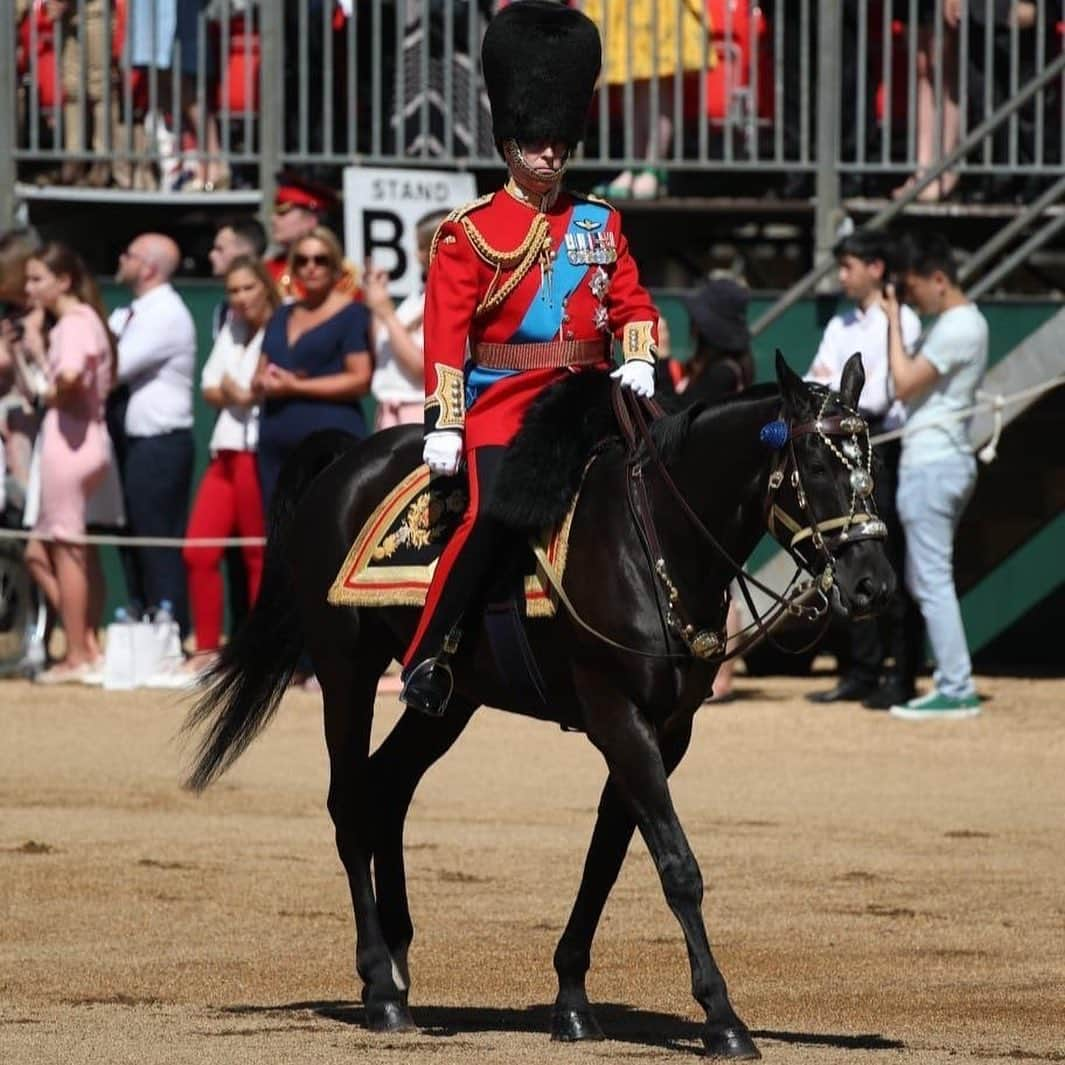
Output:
(183, 257), (279, 669)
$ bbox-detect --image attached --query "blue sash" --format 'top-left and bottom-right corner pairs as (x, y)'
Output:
(466, 200), (610, 411)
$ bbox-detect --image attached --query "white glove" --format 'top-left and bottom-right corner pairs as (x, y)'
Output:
(423, 430), (464, 477)
(611, 359), (656, 398)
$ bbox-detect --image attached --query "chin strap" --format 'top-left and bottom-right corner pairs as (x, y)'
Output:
(503, 139), (568, 204)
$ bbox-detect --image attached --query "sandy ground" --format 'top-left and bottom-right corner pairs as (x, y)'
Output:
(2, 671), (1063, 1065)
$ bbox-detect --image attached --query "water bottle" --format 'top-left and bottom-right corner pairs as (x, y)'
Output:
(105, 606), (135, 690)
(152, 598), (182, 675)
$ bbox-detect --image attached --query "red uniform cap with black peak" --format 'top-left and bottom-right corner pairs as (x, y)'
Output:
(273, 170), (338, 215)
(481, 0), (602, 151)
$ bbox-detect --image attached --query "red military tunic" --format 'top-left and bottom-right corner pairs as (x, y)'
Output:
(422, 181), (659, 450)
(403, 181), (659, 666)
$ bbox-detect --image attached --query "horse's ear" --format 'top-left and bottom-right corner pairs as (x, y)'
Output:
(840, 352), (866, 410)
(775, 349), (812, 418)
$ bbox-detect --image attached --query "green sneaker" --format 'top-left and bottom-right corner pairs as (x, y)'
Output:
(890, 690), (982, 720)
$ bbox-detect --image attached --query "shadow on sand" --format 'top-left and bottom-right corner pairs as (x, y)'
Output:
(222, 1000), (904, 1054)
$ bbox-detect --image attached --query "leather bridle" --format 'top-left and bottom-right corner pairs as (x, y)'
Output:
(533, 384), (889, 666)
(764, 392), (888, 578)
(603, 385), (886, 663)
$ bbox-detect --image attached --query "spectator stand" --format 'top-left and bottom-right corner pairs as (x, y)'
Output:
(1, 1), (1063, 296)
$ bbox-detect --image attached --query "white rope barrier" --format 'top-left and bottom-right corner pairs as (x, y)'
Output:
(868, 375), (1065, 446)
(0, 377), (1061, 550)
(0, 529), (267, 547)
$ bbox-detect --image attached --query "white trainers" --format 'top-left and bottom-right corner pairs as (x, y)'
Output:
(34, 661), (96, 685)
(144, 660), (200, 690)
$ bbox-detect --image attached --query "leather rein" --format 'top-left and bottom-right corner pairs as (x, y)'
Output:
(535, 384), (886, 665)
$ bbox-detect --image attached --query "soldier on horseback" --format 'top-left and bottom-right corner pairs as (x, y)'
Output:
(401, 0), (662, 717)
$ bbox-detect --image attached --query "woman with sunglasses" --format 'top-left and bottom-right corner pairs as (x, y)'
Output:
(254, 227), (373, 513)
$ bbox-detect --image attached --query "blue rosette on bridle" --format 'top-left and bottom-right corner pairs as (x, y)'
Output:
(759, 420), (790, 450)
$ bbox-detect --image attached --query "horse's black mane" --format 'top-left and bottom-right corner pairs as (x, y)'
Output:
(489, 373), (822, 532)
(648, 382), (783, 465)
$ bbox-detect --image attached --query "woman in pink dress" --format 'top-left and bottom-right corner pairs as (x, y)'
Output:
(23, 243), (116, 683)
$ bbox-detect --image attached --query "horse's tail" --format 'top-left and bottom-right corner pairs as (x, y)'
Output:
(182, 429), (357, 792)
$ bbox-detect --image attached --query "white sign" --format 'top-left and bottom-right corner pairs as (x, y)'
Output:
(343, 166), (478, 299)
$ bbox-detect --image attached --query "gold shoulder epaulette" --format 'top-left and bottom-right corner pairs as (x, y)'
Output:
(580, 191), (618, 212)
(448, 191), (493, 222)
(428, 193), (494, 263)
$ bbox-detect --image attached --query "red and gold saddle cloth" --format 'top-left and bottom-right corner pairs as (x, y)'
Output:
(327, 465), (576, 617)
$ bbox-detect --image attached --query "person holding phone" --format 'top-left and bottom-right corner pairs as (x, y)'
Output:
(883, 231), (987, 720)
(364, 210), (451, 431)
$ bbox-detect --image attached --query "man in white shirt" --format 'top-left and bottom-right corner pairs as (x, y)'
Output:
(884, 231), (987, 720)
(108, 233), (196, 635)
(805, 231), (924, 710)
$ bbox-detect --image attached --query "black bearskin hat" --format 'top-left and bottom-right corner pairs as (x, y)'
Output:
(481, 1), (602, 150)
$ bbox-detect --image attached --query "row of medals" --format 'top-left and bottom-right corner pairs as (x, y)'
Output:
(565, 230), (617, 265)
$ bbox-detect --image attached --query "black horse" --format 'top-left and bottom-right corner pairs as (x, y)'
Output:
(184, 353), (893, 1060)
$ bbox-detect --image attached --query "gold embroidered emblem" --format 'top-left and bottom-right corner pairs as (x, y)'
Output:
(374, 488), (466, 560)
(623, 320), (656, 363)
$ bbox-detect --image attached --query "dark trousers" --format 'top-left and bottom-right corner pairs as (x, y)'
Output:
(119, 429), (194, 635)
(842, 436), (924, 687)
(404, 446), (509, 667)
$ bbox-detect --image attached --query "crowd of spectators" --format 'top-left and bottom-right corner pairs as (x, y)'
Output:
(11, 2), (1061, 203)
(0, 171), (436, 684)
(0, 151), (990, 712)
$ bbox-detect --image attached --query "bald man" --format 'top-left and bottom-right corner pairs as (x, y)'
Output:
(108, 232), (196, 639)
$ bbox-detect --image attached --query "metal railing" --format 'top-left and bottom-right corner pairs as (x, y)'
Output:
(2, 0), (1064, 225)
(752, 46), (1065, 336)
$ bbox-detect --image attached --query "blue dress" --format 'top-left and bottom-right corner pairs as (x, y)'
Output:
(257, 301), (370, 512)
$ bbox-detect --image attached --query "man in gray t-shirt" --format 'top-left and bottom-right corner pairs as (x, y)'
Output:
(882, 232), (987, 720)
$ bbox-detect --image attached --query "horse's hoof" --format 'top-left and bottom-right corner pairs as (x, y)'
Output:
(551, 1004), (605, 1042)
(365, 999), (417, 1033)
(703, 1026), (760, 1059)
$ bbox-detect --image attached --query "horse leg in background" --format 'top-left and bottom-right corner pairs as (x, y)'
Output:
(583, 696), (759, 1060)
(552, 714), (694, 1042)
(318, 634), (415, 1032)
(367, 696), (478, 1000)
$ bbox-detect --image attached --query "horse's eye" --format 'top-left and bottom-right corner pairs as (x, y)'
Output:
(807, 461), (829, 477)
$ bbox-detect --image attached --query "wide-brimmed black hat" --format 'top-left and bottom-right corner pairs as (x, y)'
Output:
(481, 1), (602, 150)
(684, 278), (751, 353)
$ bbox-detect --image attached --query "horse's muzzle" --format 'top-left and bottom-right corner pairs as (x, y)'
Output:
(831, 568), (896, 620)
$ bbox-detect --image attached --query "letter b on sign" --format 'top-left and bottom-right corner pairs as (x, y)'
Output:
(363, 210), (407, 280)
